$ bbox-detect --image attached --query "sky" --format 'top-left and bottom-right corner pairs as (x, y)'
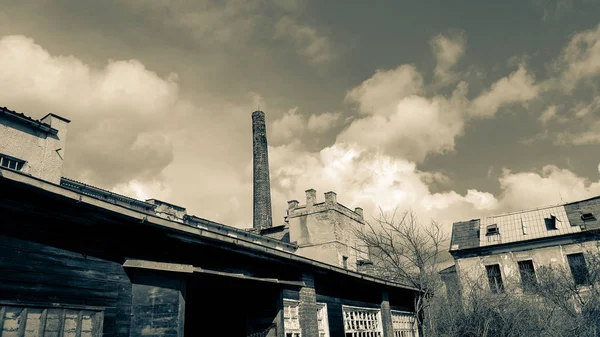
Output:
(1, 0), (600, 234)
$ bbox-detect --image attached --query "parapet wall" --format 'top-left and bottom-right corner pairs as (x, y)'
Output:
(286, 189), (369, 271)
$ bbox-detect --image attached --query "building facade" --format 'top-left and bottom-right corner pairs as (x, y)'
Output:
(449, 197), (600, 296)
(0, 106), (419, 337)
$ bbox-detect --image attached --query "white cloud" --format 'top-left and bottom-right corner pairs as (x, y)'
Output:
(345, 65), (424, 117)
(470, 64), (539, 118)
(0, 35), (192, 187)
(538, 105), (558, 124)
(274, 16), (335, 64)
(338, 83), (468, 162)
(269, 108), (342, 145)
(497, 165), (600, 211)
(555, 23), (600, 91)
(307, 112), (341, 133)
(430, 32), (466, 84)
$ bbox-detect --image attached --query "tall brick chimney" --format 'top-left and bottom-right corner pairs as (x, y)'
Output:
(252, 110), (273, 229)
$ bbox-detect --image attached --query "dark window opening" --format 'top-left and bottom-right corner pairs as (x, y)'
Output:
(518, 260), (537, 292)
(486, 224), (499, 236)
(544, 215), (560, 230)
(567, 253), (589, 286)
(486, 264), (504, 293)
(581, 213), (596, 221)
(343, 256), (348, 269)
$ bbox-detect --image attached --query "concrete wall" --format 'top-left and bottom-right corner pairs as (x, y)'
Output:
(287, 190), (369, 271)
(455, 240), (600, 294)
(0, 113), (69, 184)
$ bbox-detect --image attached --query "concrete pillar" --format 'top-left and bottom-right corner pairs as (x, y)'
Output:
(380, 291), (394, 337)
(299, 273), (319, 337)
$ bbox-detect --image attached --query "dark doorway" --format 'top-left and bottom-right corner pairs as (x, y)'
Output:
(185, 273), (282, 337)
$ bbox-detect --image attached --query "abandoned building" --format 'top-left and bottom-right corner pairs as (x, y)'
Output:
(447, 196), (600, 296)
(0, 106), (419, 337)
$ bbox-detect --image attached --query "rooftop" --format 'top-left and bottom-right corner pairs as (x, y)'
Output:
(450, 196), (600, 253)
(0, 106), (68, 134)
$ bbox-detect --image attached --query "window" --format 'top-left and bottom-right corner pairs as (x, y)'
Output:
(343, 256), (348, 269)
(391, 311), (418, 337)
(581, 213), (596, 221)
(283, 300), (301, 337)
(486, 224), (499, 235)
(486, 264), (504, 293)
(518, 260), (537, 292)
(342, 305), (382, 337)
(544, 215), (560, 230)
(283, 300), (330, 337)
(0, 154), (25, 171)
(567, 253), (589, 286)
(317, 303), (330, 337)
(0, 305), (103, 337)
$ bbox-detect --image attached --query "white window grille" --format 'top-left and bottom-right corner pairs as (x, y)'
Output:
(342, 305), (382, 337)
(391, 310), (418, 337)
(283, 300), (330, 337)
(0, 154), (25, 171)
(284, 300), (301, 337)
(0, 305), (103, 337)
(317, 303), (330, 337)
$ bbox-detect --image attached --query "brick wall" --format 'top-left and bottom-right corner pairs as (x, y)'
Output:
(298, 273), (319, 336)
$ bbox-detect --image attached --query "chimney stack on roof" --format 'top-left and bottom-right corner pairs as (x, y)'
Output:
(252, 110), (273, 229)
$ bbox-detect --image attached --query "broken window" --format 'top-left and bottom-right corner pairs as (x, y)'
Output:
(0, 305), (103, 337)
(283, 300), (330, 337)
(518, 260), (537, 292)
(567, 253), (590, 286)
(486, 224), (499, 236)
(317, 303), (330, 337)
(0, 154), (25, 171)
(283, 300), (301, 337)
(342, 306), (382, 337)
(486, 264), (504, 293)
(391, 311), (418, 337)
(544, 215), (560, 230)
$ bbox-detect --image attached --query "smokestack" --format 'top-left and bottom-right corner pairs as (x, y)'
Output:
(252, 110), (273, 229)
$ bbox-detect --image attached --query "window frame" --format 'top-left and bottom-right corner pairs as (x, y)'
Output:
(517, 260), (537, 292)
(485, 264), (504, 293)
(342, 305), (383, 337)
(567, 253), (590, 286)
(391, 310), (418, 337)
(0, 153), (26, 171)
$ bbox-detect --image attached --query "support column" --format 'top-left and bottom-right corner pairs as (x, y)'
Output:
(380, 291), (394, 337)
(298, 273), (319, 337)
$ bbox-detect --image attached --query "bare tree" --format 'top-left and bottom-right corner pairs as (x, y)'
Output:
(353, 209), (448, 336)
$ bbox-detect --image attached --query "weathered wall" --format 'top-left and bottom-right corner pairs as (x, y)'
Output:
(0, 113), (68, 184)
(287, 191), (369, 271)
(0, 235), (132, 337)
(455, 240), (600, 293)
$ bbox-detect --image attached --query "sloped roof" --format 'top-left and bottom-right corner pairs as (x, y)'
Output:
(450, 197), (600, 253)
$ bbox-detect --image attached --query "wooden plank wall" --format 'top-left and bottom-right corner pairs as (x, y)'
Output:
(0, 235), (132, 337)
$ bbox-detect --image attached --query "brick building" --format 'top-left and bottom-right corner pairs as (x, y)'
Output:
(448, 196), (600, 296)
(0, 106), (419, 337)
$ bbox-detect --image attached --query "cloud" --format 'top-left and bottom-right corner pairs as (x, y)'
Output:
(269, 108), (342, 145)
(430, 32), (466, 84)
(497, 165), (600, 211)
(338, 83), (468, 162)
(554, 23), (600, 91)
(0, 35), (192, 187)
(538, 105), (558, 124)
(470, 64), (539, 118)
(274, 16), (335, 64)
